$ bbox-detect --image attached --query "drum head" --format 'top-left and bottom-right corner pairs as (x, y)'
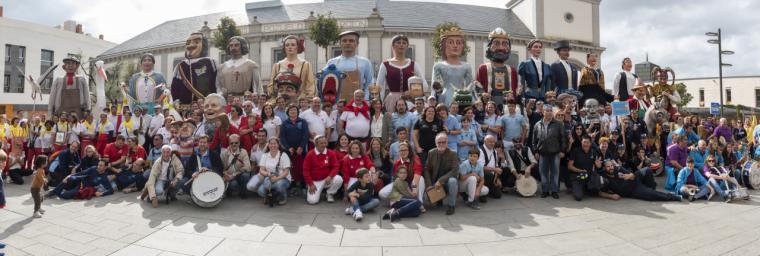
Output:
(516, 176), (538, 197)
(191, 172), (225, 207)
(750, 162), (760, 189)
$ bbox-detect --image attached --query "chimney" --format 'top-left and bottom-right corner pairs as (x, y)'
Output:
(76, 24), (83, 34)
(99, 34), (104, 40)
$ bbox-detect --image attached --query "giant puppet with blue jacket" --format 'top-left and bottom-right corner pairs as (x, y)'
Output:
(126, 53), (165, 115)
(518, 39), (553, 101)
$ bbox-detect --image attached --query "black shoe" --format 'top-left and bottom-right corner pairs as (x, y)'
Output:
(465, 201), (480, 210)
(390, 211), (401, 222)
(479, 196), (487, 203)
(446, 206), (455, 215)
(541, 192), (549, 198)
(240, 192), (248, 199)
(551, 192), (559, 199)
(460, 192), (468, 201)
(436, 201), (443, 207)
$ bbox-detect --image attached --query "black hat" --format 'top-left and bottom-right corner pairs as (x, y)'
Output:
(554, 40), (571, 51)
(338, 30), (360, 39)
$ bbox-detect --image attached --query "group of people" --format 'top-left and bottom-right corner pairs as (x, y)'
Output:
(0, 25), (754, 222)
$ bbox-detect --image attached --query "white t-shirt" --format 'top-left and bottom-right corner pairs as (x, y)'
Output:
(262, 116), (282, 139)
(249, 144), (267, 167)
(370, 114), (384, 138)
(158, 160), (170, 181)
(299, 109), (333, 137)
(259, 151), (292, 181)
(340, 109), (370, 138)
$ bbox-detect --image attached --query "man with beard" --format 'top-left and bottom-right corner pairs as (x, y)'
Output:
(217, 36), (262, 97)
(519, 40), (553, 101)
(171, 32), (218, 105)
(49, 56), (90, 117)
(325, 31), (374, 101)
(476, 28), (518, 108)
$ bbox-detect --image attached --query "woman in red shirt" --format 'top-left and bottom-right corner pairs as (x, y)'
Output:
(334, 134), (350, 160)
(340, 140), (375, 191)
(210, 115), (240, 152)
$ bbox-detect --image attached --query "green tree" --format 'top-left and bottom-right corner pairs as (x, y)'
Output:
(308, 12), (341, 61)
(432, 21), (470, 61)
(674, 82), (692, 108)
(212, 16), (242, 58)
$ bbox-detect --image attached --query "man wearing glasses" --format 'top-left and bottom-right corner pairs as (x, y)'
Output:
(221, 134), (252, 198)
(424, 133), (460, 215)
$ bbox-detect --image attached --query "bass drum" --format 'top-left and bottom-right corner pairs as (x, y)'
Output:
(515, 176), (538, 197)
(191, 172), (226, 208)
(739, 161), (760, 190)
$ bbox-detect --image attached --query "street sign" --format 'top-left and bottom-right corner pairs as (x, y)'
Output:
(710, 102), (720, 115)
(611, 101), (630, 116)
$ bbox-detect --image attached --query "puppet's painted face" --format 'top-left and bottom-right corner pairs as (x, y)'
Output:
(63, 60), (78, 74)
(186, 34), (204, 59)
(204, 97), (224, 120)
(444, 36), (464, 58)
(284, 38), (299, 55)
(228, 38), (242, 58)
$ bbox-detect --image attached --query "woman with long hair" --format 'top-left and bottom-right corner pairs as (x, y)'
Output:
(79, 145), (100, 172)
(257, 137), (292, 206)
(368, 137), (391, 182)
(335, 134), (351, 160)
(379, 142), (424, 210)
(369, 99), (393, 147)
(259, 103), (282, 140)
(340, 140), (376, 191)
(413, 106), (443, 164)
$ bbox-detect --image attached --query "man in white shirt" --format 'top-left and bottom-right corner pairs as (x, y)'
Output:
(300, 97), (334, 140)
(148, 105), (165, 139)
(613, 57), (638, 101)
(339, 90), (371, 142)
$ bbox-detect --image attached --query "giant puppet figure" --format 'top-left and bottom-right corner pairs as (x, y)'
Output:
(325, 31), (373, 101)
(217, 36), (262, 97)
(126, 53), (165, 115)
(432, 25), (474, 106)
(171, 32), (217, 105)
(475, 27), (518, 107)
(649, 66), (680, 121)
(518, 40), (552, 101)
(274, 64), (303, 106)
(377, 34), (428, 112)
(578, 52), (614, 106)
(549, 40), (578, 94)
(48, 56), (90, 117)
(268, 35), (315, 101)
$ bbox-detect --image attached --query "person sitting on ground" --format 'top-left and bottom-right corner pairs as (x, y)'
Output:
(598, 160), (681, 202)
(115, 158), (147, 193)
(424, 133), (460, 215)
(384, 166), (423, 221)
(703, 154), (740, 202)
(458, 148), (489, 210)
(256, 138), (291, 206)
(47, 159), (114, 199)
(676, 157), (710, 201)
(344, 168), (380, 221)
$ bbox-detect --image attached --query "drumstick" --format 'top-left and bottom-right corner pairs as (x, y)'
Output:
(183, 176), (196, 186)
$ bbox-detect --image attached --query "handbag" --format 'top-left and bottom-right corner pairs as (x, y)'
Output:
(426, 186), (446, 204)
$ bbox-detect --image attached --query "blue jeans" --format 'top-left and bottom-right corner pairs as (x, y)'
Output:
(352, 198), (380, 213)
(0, 173), (5, 207)
(257, 178), (291, 202)
(392, 198), (421, 218)
(117, 171), (147, 190)
(229, 172), (252, 194)
(709, 178), (735, 199)
(155, 180), (177, 198)
(539, 154), (560, 193)
(443, 177), (458, 207)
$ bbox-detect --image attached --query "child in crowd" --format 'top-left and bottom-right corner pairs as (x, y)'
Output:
(345, 168), (379, 221)
(384, 166), (422, 221)
(459, 149), (488, 210)
(31, 155), (49, 218)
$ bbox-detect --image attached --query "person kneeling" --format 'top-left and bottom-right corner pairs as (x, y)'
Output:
(141, 145), (184, 208)
(459, 149), (488, 209)
(598, 160), (681, 201)
(384, 166), (423, 221)
(345, 168), (379, 221)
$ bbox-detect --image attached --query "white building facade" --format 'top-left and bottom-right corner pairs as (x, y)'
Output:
(0, 15), (115, 116)
(679, 76), (760, 109)
(98, 0), (603, 89)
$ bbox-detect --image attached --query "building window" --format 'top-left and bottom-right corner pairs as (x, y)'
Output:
(15, 75), (24, 93)
(18, 47), (26, 64)
(726, 88), (732, 104)
(4, 45), (9, 63)
(272, 48), (285, 65)
(755, 89), (760, 107)
(405, 46), (415, 61)
(41, 50), (54, 93)
(699, 89), (705, 102)
(3, 74), (9, 93)
(564, 12), (575, 23)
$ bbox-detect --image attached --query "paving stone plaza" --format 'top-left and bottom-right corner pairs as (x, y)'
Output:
(2, 177), (760, 256)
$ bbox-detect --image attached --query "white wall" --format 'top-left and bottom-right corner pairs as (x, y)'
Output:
(543, 0), (593, 43)
(679, 77), (760, 108)
(0, 17), (116, 106)
(511, 0), (537, 37)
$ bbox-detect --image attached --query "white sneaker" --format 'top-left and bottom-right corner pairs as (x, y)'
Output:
(327, 194), (335, 203)
(353, 210), (363, 221)
(33, 212), (42, 218)
(345, 207), (354, 215)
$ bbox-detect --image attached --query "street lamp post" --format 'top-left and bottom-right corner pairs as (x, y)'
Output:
(706, 28), (734, 116)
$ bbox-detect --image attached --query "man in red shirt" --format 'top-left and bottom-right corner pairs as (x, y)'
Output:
(104, 135), (129, 169)
(303, 135), (343, 204)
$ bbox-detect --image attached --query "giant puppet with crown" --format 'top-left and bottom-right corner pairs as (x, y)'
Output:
(475, 27), (518, 107)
